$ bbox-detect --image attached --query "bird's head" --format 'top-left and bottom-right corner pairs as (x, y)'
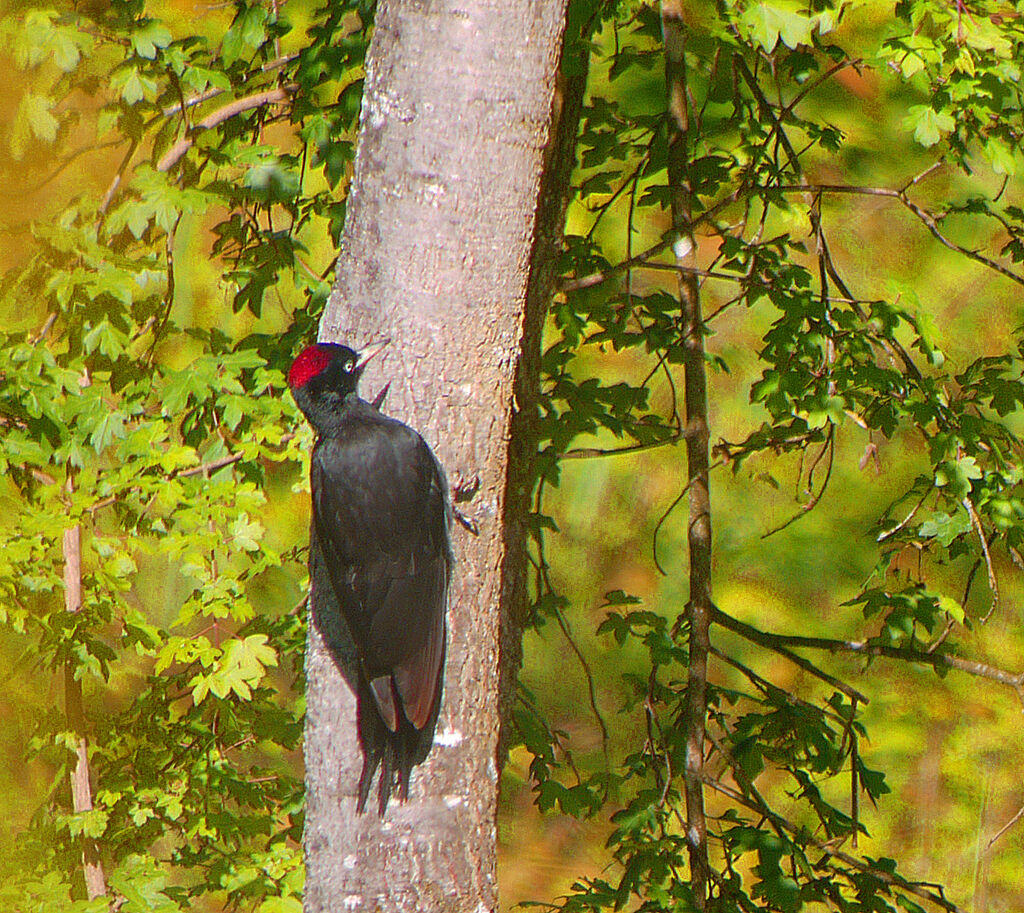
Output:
(288, 341), (386, 431)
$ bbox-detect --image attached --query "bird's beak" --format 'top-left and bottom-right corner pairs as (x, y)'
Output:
(356, 338), (390, 372)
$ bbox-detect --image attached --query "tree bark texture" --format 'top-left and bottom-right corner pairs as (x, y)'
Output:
(497, 17), (589, 767)
(303, 2), (569, 911)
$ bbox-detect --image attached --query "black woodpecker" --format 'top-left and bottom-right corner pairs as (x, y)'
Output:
(288, 341), (451, 815)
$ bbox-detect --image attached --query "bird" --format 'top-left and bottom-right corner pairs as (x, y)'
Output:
(288, 340), (451, 815)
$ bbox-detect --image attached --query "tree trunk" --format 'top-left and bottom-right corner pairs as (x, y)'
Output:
(303, 2), (569, 911)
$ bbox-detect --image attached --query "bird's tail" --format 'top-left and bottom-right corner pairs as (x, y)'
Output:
(355, 678), (438, 815)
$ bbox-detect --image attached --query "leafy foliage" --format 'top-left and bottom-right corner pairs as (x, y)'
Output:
(0, 0), (373, 905)
(513, 0), (1024, 910)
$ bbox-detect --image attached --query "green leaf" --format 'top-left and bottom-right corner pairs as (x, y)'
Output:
(231, 513), (264, 552)
(83, 321), (128, 360)
(90, 410), (127, 454)
(917, 510), (970, 546)
(15, 93), (59, 150)
(741, 1), (817, 52)
(934, 457), (983, 498)
(131, 21), (173, 59)
(61, 808), (109, 839)
(904, 105), (955, 148)
(936, 594), (965, 624)
(985, 138), (1018, 177)
(258, 898), (303, 913)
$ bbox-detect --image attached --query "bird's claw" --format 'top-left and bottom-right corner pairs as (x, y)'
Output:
(454, 507), (479, 536)
(452, 472), (481, 504)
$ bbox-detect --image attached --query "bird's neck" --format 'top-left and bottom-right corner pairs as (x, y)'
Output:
(301, 389), (367, 437)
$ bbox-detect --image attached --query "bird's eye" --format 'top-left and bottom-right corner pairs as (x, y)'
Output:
(342, 358), (355, 373)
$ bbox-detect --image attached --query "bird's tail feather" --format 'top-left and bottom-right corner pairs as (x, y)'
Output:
(355, 678), (438, 816)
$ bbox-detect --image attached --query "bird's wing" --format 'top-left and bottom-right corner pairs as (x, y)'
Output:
(373, 550), (447, 730)
(311, 414), (450, 732)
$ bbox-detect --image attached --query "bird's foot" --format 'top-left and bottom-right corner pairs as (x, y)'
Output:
(454, 508), (479, 536)
(452, 473), (481, 535)
(452, 472), (480, 504)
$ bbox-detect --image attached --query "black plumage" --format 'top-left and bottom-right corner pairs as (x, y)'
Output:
(288, 342), (450, 814)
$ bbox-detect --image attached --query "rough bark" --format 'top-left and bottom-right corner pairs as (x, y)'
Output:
(303, 2), (569, 911)
(497, 15), (589, 767)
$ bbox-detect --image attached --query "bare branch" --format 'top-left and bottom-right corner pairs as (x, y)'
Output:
(560, 428), (690, 460)
(652, 459), (724, 576)
(770, 183), (1024, 289)
(711, 605), (1024, 705)
(713, 606), (869, 705)
(963, 497), (999, 622)
(877, 484), (932, 542)
(987, 804), (1024, 853)
(551, 603), (610, 766)
(761, 423), (835, 538)
(87, 435), (294, 514)
(156, 86), (295, 173)
(559, 235), (676, 293)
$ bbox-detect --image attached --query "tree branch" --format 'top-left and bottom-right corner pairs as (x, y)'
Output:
(662, 3), (712, 905)
(86, 436), (294, 514)
(156, 86), (295, 173)
(705, 777), (968, 913)
(160, 54), (298, 117)
(63, 476), (106, 900)
(711, 605), (1024, 705)
(712, 606), (869, 705)
(769, 183), (1024, 289)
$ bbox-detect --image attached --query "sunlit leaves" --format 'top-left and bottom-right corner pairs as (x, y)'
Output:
(130, 19), (173, 59)
(9, 9), (93, 72)
(10, 93), (59, 157)
(904, 105), (955, 148)
(0, 0), (372, 904)
(738, 0), (826, 53)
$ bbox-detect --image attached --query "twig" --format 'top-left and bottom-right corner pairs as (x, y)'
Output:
(159, 54), (298, 117)
(30, 312), (58, 345)
(551, 603), (610, 766)
(156, 86), (295, 173)
(98, 138), (139, 218)
(769, 183), (1024, 289)
(928, 559), (979, 654)
(712, 606), (869, 705)
(986, 804), (1024, 852)
(86, 437), (294, 514)
(652, 460), (724, 576)
(561, 428), (689, 460)
(963, 497), (999, 622)
(712, 605), (1024, 705)
(710, 644), (849, 727)
(3, 139), (124, 198)
(761, 423), (835, 538)
(559, 235), (677, 293)
(877, 484), (932, 542)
